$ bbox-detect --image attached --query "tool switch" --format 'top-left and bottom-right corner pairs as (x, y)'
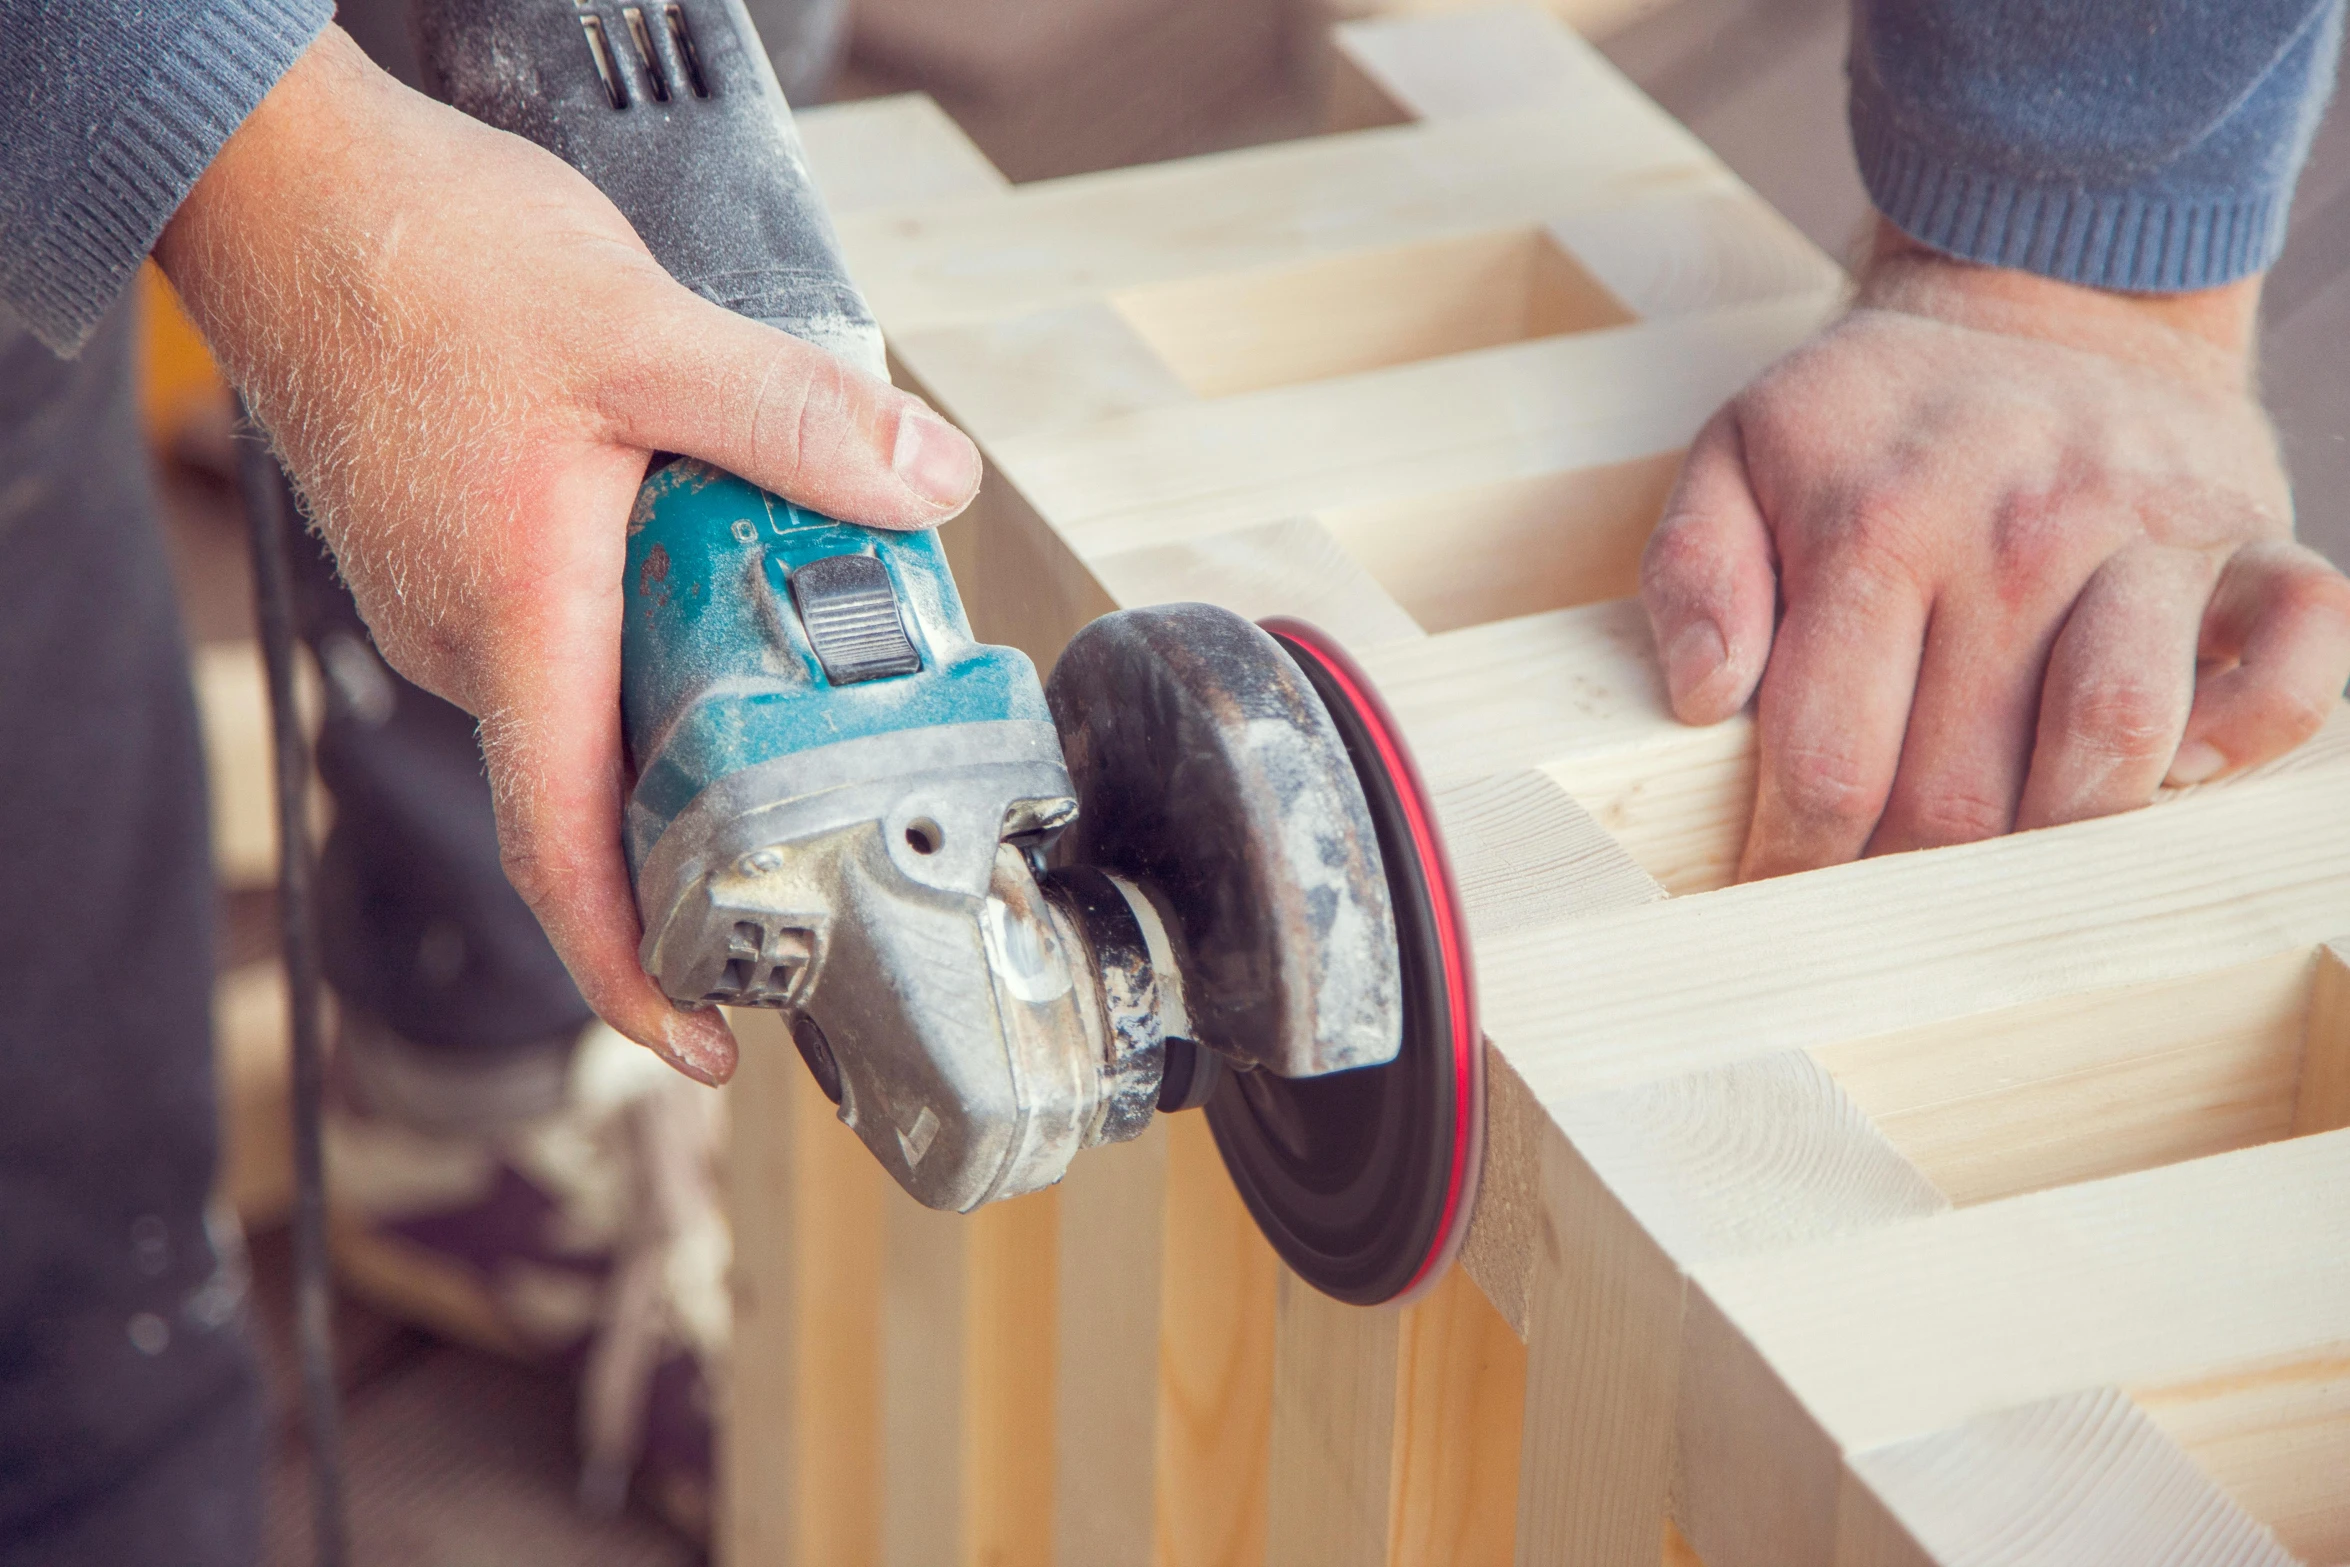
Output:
(788, 553), (922, 684)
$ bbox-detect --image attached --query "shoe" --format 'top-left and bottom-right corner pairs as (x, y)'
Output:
(324, 1013), (728, 1538)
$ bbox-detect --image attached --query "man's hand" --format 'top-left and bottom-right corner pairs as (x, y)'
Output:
(157, 27), (983, 1084)
(1643, 223), (2350, 881)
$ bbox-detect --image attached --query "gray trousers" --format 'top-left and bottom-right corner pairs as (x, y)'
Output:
(0, 307), (594, 1567)
(0, 309), (264, 1565)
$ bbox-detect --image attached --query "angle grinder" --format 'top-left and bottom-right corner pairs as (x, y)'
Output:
(413, 0), (1480, 1304)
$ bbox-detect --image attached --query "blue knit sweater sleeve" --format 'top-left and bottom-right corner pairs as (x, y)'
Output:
(0, 0), (334, 355)
(1851, 0), (2344, 291)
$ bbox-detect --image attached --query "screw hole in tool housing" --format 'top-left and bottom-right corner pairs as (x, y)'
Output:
(904, 819), (943, 855)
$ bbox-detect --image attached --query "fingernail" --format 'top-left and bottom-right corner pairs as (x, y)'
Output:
(661, 1010), (737, 1085)
(2167, 740), (2227, 787)
(892, 405), (981, 512)
(1664, 620), (1728, 704)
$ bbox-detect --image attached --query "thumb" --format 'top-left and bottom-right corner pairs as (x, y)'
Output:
(1641, 410), (1778, 724)
(608, 287), (982, 530)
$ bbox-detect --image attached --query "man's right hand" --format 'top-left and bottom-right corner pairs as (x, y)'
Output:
(157, 25), (984, 1087)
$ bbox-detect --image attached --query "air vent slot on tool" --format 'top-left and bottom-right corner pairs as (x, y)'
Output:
(710, 920), (809, 1007)
(789, 554), (923, 684)
(663, 5), (710, 97)
(621, 7), (669, 102)
(579, 14), (629, 109)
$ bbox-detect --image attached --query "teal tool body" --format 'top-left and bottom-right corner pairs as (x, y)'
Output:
(618, 465), (1052, 873)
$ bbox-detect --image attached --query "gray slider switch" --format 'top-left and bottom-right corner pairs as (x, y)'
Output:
(788, 553), (923, 684)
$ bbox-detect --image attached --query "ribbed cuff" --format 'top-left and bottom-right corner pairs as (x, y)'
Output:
(1850, 95), (2293, 295)
(13, 0), (333, 355)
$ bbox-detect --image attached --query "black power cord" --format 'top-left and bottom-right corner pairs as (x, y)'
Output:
(233, 400), (351, 1567)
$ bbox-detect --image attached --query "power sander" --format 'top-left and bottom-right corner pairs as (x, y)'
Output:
(413, 0), (1480, 1305)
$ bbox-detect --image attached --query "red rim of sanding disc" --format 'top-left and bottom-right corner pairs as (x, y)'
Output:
(1258, 617), (1482, 1306)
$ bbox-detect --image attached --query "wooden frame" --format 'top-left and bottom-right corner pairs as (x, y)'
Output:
(721, 10), (2350, 1564)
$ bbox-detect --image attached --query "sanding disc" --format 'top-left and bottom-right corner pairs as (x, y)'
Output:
(1206, 618), (1482, 1306)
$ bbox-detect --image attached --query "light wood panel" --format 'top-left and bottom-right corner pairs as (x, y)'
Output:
(1842, 1390), (2299, 1567)
(2137, 1348), (2350, 1566)
(1388, 1266), (1526, 1567)
(723, 1009), (888, 1567)
(1052, 1123), (1169, 1567)
(1152, 1113), (1278, 1567)
(1482, 738), (2350, 1103)
(1685, 1130), (2350, 1559)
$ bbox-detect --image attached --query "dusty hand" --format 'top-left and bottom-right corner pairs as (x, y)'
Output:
(1642, 224), (2350, 881)
(157, 27), (982, 1083)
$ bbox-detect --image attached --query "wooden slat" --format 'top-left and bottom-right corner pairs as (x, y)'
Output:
(996, 295), (1835, 561)
(1154, 1114), (1277, 1567)
(1683, 1130), (2350, 1556)
(1843, 1390), (2297, 1567)
(839, 106), (1721, 333)
(1087, 518), (1426, 654)
(1514, 1053), (1948, 1567)
(881, 1195), (965, 1567)
(1815, 948), (2315, 1206)
(1452, 786), (1665, 1334)
(798, 94), (1009, 213)
(1511, 1119), (1685, 1567)
(722, 1011), (888, 1567)
(1481, 744), (2350, 1102)
(1335, 2), (1712, 147)
(1388, 1267), (1527, 1567)
(2137, 1348), (2350, 1566)
(964, 1193), (1060, 1567)
(1051, 1124), (1169, 1567)
(1267, 1276), (1404, 1566)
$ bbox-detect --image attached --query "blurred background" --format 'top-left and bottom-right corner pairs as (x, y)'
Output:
(145, 1), (2349, 1562)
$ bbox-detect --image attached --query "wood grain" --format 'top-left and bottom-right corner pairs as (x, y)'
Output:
(1387, 1267), (1527, 1567)
(1155, 1113), (1277, 1567)
(722, 1010), (887, 1567)
(2295, 939), (2350, 1137)
(1846, 1390), (2297, 1567)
